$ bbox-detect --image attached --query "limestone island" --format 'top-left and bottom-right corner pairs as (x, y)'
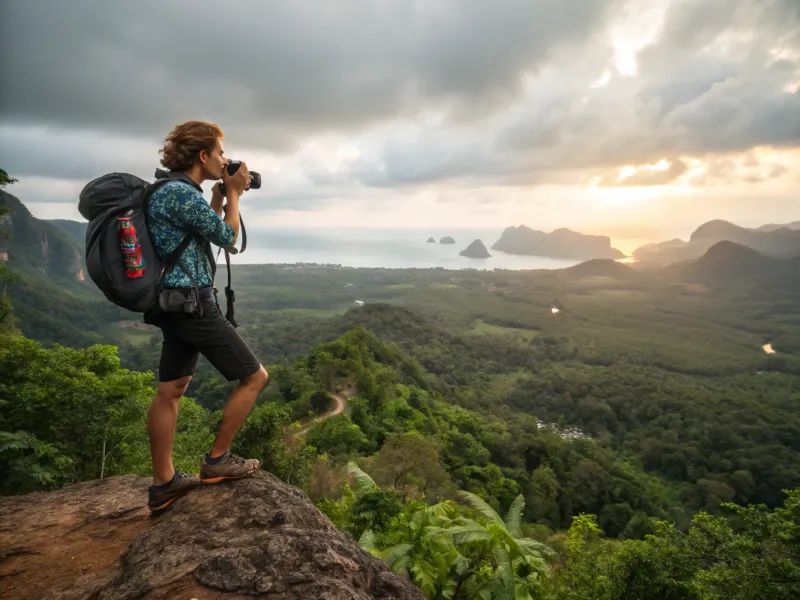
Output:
(439, 236), (456, 244)
(491, 225), (623, 259)
(459, 239), (491, 259)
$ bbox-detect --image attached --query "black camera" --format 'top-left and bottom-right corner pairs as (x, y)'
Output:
(219, 160), (261, 195)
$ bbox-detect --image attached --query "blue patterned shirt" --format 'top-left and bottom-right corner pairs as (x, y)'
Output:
(147, 180), (234, 288)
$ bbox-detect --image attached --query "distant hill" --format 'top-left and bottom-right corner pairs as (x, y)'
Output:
(565, 259), (639, 280)
(757, 221), (800, 232)
(0, 190), (86, 281)
(635, 220), (800, 266)
(50, 219), (88, 244)
(439, 236), (456, 244)
(459, 239), (491, 259)
(426, 237), (436, 243)
(491, 225), (624, 260)
(662, 241), (800, 291)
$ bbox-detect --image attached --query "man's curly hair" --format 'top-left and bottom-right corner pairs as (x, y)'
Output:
(159, 120), (224, 171)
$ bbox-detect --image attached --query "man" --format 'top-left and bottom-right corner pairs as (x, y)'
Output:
(144, 120), (268, 511)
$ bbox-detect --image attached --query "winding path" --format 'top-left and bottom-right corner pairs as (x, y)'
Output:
(295, 393), (347, 437)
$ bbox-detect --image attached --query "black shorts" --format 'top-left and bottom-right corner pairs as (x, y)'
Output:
(147, 289), (261, 383)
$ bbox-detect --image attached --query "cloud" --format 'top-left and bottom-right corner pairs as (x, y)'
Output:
(0, 0), (619, 149)
(0, 0), (798, 228)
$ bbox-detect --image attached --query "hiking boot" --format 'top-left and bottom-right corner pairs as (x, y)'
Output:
(200, 451), (259, 484)
(148, 470), (201, 512)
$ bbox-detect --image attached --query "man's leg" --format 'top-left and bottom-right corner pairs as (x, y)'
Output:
(210, 366), (268, 457)
(148, 376), (192, 486)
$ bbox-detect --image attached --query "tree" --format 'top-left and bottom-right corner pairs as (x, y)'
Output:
(0, 168), (18, 187)
(306, 415), (369, 457)
(370, 432), (452, 502)
(526, 465), (561, 528)
(310, 390), (331, 413)
(550, 490), (800, 599)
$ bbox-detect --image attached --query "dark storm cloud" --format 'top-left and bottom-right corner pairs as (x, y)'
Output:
(0, 0), (616, 148)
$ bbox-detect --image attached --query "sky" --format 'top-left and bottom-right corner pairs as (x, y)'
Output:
(0, 0), (798, 245)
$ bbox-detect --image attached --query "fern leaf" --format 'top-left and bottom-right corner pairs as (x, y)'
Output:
(504, 494), (525, 538)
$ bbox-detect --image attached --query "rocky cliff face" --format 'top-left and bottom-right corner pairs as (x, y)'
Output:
(0, 191), (86, 281)
(0, 472), (424, 600)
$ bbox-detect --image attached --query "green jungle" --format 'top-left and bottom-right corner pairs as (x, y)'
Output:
(1, 169), (799, 599)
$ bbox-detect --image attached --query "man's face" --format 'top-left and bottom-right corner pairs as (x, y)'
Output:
(201, 138), (228, 180)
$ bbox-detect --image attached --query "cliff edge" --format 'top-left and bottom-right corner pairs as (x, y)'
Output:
(0, 472), (424, 600)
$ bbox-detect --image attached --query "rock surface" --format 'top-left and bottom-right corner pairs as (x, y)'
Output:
(459, 239), (491, 259)
(0, 472), (425, 600)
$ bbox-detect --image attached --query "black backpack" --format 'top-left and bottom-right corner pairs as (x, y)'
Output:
(78, 169), (244, 325)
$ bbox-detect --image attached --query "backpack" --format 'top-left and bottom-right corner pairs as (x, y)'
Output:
(78, 170), (244, 325)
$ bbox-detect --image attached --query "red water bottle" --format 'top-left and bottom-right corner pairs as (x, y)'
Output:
(117, 213), (146, 278)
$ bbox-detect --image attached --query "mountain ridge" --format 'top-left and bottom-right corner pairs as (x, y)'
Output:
(635, 219), (800, 266)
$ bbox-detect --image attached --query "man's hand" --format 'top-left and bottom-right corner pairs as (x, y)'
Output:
(222, 161), (252, 198)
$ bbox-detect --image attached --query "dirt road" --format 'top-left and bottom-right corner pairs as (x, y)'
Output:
(296, 393), (347, 436)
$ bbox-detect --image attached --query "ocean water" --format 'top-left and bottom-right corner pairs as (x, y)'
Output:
(224, 228), (639, 271)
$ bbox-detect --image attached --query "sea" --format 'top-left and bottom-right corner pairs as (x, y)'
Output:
(225, 228), (651, 271)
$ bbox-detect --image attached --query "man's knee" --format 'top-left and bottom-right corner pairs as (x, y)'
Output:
(243, 366), (268, 390)
(155, 376), (191, 404)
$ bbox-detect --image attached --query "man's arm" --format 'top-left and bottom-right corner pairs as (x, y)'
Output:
(223, 188), (240, 244)
(210, 183), (240, 246)
(210, 183), (224, 217)
(163, 183), (235, 248)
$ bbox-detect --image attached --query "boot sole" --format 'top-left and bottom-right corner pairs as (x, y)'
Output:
(200, 470), (256, 484)
(148, 495), (179, 512)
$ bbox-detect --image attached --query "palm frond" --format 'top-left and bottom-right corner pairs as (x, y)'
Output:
(381, 542), (413, 570)
(446, 525), (493, 545)
(493, 546), (516, 599)
(391, 552), (413, 577)
(457, 491), (504, 527)
(359, 528), (380, 554)
(517, 537), (554, 557)
(504, 494), (525, 538)
(347, 461), (377, 494)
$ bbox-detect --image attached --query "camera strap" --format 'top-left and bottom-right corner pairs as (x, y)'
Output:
(214, 213), (246, 328)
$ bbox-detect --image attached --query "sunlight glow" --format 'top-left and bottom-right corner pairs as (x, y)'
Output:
(616, 159), (671, 182)
(607, 0), (670, 77)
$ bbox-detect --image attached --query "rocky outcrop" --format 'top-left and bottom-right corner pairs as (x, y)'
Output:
(439, 236), (456, 244)
(491, 225), (624, 260)
(459, 239), (491, 259)
(0, 472), (424, 600)
(426, 237), (436, 243)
